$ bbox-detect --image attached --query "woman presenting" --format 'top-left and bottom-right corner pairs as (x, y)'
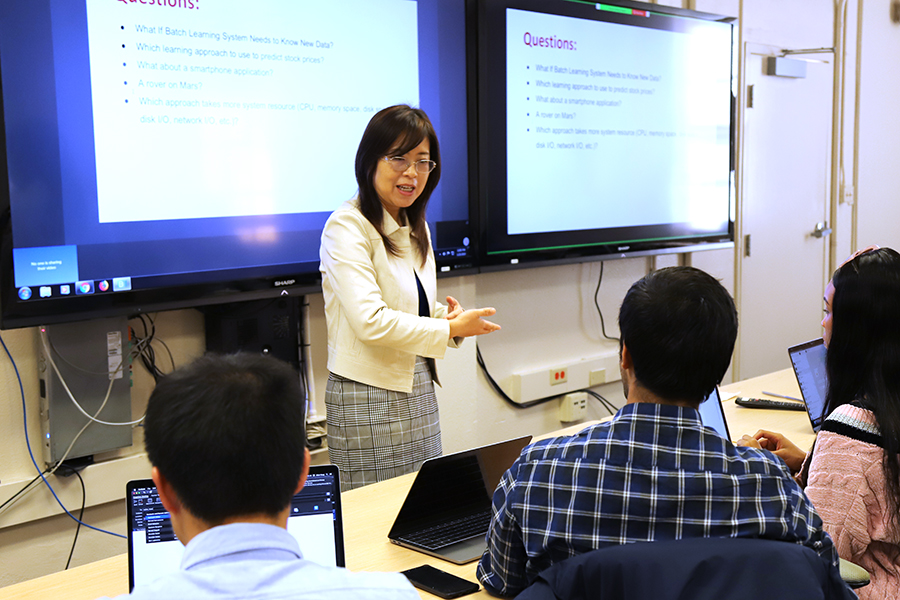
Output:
(320, 105), (500, 490)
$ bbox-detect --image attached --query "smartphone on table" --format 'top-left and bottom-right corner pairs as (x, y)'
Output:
(402, 564), (480, 599)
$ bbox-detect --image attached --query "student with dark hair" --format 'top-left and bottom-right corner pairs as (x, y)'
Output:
(320, 104), (500, 490)
(476, 267), (838, 597)
(104, 352), (419, 599)
(616, 265), (738, 401)
(741, 247), (900, 599)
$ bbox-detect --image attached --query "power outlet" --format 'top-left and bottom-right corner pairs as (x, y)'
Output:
(508, 351), (621, 404)
(549, 367), (568, 385)
(559, 392), (587, 422)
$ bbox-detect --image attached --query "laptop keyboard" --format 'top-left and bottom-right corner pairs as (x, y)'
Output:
(399, 510), (492, 551)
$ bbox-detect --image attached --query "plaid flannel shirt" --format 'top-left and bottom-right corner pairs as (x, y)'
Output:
(476, 402), (838, 596)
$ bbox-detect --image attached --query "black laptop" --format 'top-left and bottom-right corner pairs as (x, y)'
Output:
(788, 338), (829, 431)
(388, 436), (531, 564)
(126, 464), (345, 590)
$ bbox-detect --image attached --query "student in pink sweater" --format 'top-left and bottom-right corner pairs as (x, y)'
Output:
(740, 247), (900, 599)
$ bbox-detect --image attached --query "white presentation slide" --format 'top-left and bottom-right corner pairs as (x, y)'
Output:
(506, 8), (732, 235)
(86, 0), (419, 223)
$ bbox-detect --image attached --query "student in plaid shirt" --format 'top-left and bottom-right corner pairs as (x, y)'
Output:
(477, 267), (839, 597)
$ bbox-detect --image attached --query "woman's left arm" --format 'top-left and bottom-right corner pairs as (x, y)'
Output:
(433, 296), (464, 347)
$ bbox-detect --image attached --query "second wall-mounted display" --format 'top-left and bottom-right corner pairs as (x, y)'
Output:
(474, 0), (735, 269)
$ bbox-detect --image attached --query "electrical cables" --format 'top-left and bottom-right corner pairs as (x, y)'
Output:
(0, 472), (45, 515)
(58, 464), (86, 570)
(130, 314), (175, 383)
(35, 323), (156, 481)
(298, 296), (314, 420)
(2, 318), (169, 537)
(477, 261), (623, 414)
(476, 343), (554, 409)
(594, 261), (621, 343)
(1, 332), (126, 539)
(477, 344), (618, 415)
(584, 389), (617, 415)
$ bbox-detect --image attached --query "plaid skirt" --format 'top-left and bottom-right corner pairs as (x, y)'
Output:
(325, 357), (442, 490)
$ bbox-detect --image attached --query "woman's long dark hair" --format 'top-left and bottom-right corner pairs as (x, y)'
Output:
(825, 247), (900, 526)
(354, 105), (441, 266)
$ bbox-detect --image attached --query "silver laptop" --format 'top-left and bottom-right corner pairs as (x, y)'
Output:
(388, 436), (531, 564)
(698, 386), (730, 439)
(126, 464), (344, 590)
(788, 338), (829, 431)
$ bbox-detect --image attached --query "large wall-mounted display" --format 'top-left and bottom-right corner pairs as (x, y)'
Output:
(474, 0), (735, 269)
(0, 0), (474, 329)
(0, 0), (736, 330)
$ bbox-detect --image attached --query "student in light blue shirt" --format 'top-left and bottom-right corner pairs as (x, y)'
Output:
(102, 352), (418, 600)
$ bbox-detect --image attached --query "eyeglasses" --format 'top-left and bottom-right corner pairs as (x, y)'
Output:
(383, 156), (437, 174)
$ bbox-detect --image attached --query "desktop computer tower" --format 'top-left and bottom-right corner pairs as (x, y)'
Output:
(38, 317), (134, 466)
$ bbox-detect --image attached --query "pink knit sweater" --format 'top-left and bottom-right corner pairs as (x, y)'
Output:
(805, 403), (900, 600)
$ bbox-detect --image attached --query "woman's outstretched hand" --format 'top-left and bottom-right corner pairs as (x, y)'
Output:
(448, 306), (500, 338)
(445, 296), (464, 320)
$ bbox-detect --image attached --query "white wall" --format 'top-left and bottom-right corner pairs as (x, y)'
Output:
(856, 0), (900, 250)
(309, 249), (734, 456)
(2, 0), (897, 589)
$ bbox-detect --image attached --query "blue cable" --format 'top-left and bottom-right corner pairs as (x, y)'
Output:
(0, 333), (126, 539)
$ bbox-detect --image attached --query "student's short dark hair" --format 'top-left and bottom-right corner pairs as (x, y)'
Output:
(143, 352), (307, 523)
(618, 266), (738, 404)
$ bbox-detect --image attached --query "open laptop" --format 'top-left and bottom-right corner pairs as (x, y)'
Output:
(388, 435), (532, 565)
(788, 338), (829, 431)
(698, 386), (730, 440)
(126, 464), (345, 591)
